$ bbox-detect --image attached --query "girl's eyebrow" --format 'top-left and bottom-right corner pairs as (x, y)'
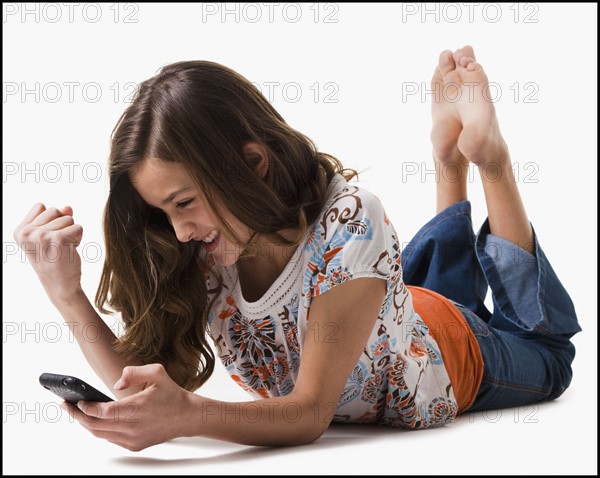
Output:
(162, 186), (194, 206)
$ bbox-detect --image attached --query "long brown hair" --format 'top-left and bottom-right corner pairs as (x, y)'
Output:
(95, 60), (357, 391)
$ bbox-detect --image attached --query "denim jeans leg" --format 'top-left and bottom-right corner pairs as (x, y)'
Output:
(401, 200), (491, 321)
(475, 219), (581, 338)
(455, 304), (575, 411)
(465, 220), (583, 411)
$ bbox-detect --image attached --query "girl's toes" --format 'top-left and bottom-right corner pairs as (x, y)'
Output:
(460, 45), (476, 60)
(438, 50), (456, 77)
(466, 61), (481, 72)
(459, 56), (475, 68)
(452, 49), (464, 67)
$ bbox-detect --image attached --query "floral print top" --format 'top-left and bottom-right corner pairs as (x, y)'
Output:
(206, 173), (459, 428)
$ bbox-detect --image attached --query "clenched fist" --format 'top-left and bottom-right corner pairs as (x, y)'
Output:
(14, 203), (84, 305)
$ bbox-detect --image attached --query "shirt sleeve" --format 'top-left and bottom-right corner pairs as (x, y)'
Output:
(303, 186), (402, 299)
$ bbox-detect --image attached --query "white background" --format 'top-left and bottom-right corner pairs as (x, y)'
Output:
(3, 2), (597, 475)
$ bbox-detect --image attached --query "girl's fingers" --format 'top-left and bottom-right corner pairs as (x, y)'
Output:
(15, 203), (46, 231)
(57, 223), (84, 246)
(115, 363), (167, 391)
(29, 207), (68, 227)
(38, 215), (75, 232)
(60, 206), (73, 217)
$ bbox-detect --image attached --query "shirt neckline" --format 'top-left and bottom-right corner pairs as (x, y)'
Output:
(223, 173), (347, 311)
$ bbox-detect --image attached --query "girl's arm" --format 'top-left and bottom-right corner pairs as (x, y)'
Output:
(187, 276), (387, 445)
(54, 289), (144, 399)
(70, 276), (386, 449)
(14, 203), (143, 399)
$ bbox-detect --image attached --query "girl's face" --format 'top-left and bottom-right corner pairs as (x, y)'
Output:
(130, 157), (250, 267)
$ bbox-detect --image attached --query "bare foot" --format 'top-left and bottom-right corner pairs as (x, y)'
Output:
(430, 50), (468, 169)
(432, 46), (534, 253)
(435, 46), (508, 167)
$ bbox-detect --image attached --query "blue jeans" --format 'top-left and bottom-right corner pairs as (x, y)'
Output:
(401, 200), (582, 412)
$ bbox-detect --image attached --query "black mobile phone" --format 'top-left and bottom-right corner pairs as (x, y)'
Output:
(39, 372), (114, 403)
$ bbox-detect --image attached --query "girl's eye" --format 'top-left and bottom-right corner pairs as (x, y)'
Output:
(176, 198), (194, 209)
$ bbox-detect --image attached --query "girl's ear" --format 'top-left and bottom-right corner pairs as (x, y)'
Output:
(243, 141), (269, 179)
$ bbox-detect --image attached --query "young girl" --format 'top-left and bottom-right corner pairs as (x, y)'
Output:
(14, 46), (581, 451)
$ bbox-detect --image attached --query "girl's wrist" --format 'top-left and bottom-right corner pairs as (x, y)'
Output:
(49, 285), (86, 309)
(180, 392), (210, 439)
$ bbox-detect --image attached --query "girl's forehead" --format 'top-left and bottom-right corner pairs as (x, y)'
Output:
(131, 157), (189, 181)
(130, 158), (195, 206)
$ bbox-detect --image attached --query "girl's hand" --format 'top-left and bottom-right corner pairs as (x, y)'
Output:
(63, 364), (197, 452)
(13, 203), (84, 304)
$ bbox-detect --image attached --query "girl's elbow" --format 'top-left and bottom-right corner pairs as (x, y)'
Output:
(282, 425), (326, 447)
(278, 413), (331, 446)
(294, 413), (332, 446)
